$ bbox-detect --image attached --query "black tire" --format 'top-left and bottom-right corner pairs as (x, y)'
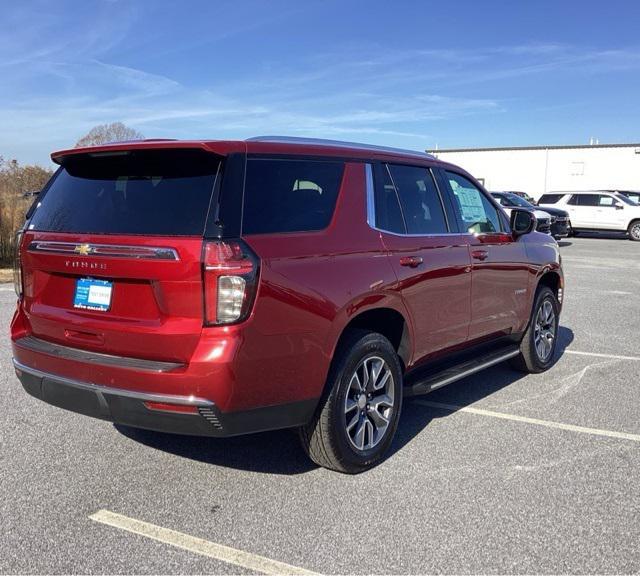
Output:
(628, 220), (640, 241)
(570, 229), (579, 237)
(299, 329), (403, 474)
(510, 286), (560, 373)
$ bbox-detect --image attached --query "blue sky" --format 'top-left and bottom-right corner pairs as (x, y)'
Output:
(2, 0), (640, 165)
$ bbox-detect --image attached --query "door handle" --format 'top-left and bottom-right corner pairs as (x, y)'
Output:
(399, 256), (423, 268)
(471, 249), (489, 261)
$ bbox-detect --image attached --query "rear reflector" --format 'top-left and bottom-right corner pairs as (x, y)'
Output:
(202, 240), (259, 325)
(143, 401), (200, 414)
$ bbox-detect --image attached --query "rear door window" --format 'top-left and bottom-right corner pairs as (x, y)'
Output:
(28, 149), (221, 236)
(373, 164), (405, 234)
(386, 164), (448, 234)
(242, 158), (344, 234)
(572, 195), (600, 206)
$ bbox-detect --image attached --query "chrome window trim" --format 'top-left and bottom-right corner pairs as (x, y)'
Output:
(14, 335), (184, 373)
(366, 162), (459, 238)
(13, 358), (213, 407)
(365, 163), (376, 228)
(27, 241), (179, 261)
(368, 228), (470, 239)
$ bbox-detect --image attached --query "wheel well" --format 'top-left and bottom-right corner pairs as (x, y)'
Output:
(338, 308), (410, 372)
(538, 271), (560, 297)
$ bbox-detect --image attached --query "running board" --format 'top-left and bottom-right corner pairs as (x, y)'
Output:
(404, 346), (520, 398)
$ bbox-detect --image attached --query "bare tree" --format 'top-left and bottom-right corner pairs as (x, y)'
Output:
(75, 122), (144, 148)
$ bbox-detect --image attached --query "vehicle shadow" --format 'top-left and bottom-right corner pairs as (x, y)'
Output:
(557, 241), (572, 247)
(117, 327), (574, 476)
(573, 231), (629, 240)
(115, 424), (317, 475)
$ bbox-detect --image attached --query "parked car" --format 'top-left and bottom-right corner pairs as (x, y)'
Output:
(505, 190), (536, 204)
(538, 191), (640, 241)
(490, 191), (562, 236)
(11, 137), (564, 473)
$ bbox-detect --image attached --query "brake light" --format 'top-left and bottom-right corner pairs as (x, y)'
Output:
(13, 231), (23, 297)
(202, 240), (259, 325)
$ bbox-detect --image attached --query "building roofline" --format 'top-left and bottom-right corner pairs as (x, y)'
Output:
(428, 143), (640, 154)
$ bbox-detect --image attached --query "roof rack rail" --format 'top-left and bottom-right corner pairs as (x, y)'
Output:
(246, 135), (435, 159)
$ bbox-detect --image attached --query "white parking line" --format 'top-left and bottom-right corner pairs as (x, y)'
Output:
(414, 400), (640, 443)
(565, 350), (640, 361)
(90, 510), (319, 575)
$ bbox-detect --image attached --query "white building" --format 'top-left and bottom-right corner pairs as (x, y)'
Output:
(429, 143), (640, 201)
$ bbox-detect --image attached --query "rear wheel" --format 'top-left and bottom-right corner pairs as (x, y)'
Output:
(628, 220), (640, 241)
(299, 330), (403, 473)
(510, 286), (559, 373)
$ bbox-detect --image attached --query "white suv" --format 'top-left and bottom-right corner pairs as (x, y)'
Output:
(538, 191), (640, 241)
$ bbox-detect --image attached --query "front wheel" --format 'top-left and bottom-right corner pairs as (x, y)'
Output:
(510, 286), (560, 373)
(299, 330), (403, 473)
(628, 220), (640, 241)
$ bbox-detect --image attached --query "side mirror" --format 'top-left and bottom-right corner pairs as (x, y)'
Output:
(510, 209), (536, 237)
(615, 203), (624, 210)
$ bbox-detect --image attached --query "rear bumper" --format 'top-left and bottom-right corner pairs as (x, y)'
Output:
(13, 358), (317, 437)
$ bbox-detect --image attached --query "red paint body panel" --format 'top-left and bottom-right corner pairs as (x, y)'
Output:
(467, 232), (531, 340)
(233, 164), (406, 409)
(380, 232), (471, 361)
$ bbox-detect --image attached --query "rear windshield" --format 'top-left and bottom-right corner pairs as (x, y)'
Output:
(29, 149), (221, 236)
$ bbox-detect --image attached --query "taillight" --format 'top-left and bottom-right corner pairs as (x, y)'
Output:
(202, 240), (259, 325)
(13, 231), (23, 297)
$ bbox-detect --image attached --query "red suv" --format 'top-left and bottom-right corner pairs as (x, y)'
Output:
(11, 137), (563, 473)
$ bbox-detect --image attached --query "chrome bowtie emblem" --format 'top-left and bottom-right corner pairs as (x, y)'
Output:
(74, 243), (93, 256)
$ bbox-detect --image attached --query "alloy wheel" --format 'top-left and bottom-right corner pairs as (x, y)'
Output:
(534, 299), (556, 362)
(344, 356), (395, 451)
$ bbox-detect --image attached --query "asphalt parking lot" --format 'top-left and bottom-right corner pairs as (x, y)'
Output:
(1, 235), (639, 575)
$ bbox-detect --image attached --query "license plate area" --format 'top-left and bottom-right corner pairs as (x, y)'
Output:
(73, 278), (113, 312)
